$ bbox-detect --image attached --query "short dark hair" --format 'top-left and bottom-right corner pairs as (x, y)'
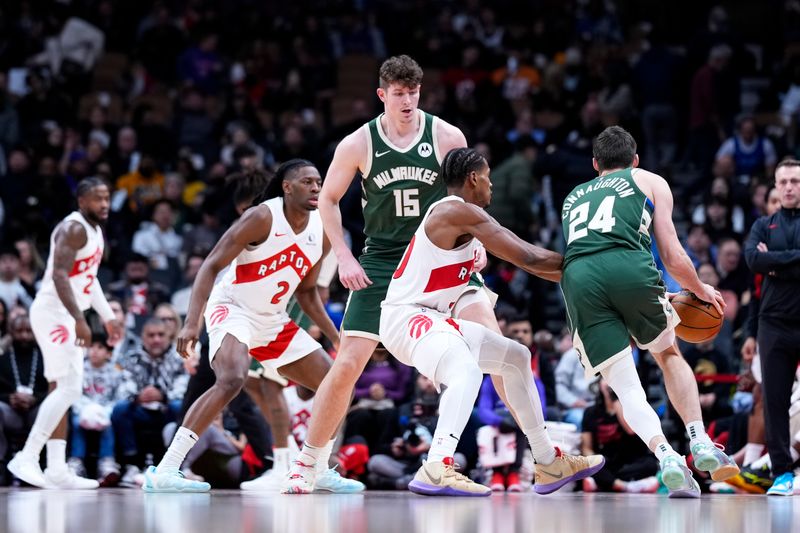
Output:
(592, 126), (637, 171)
(77, 176), (109, 198)
(379, 55), (423, 89)
(441, 148), (487, 188)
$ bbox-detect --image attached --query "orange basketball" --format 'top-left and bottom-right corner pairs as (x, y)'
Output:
(671, 290), (723, 343)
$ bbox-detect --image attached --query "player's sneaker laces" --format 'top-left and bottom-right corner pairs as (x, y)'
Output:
(142, 466), (210, 493)
(661, 455), (700, 499)
(408, 457), (490, 497)
(724, 463), (772, 494)
(44, 466), (99, 489)
(533, 447), (606, 495)
(7, 453), (47, 488)
(766, 472), (795, 496)
(281, 460), (317, 494)
(691, 441), (740, 481)
(315, 468), (366, 493)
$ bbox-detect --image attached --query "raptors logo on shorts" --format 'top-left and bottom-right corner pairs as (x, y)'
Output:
(408, 314), (433, 339)
(209, 305), (230, 326)
(50, 325), (69, 345)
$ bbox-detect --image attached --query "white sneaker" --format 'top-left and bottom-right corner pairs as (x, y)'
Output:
(240, 468), (284, 492)
(44, 467), (99, 489)
(120, 465), (143, 488)
(281, 460), (317, 494)
(314, 468), (366, 493)
(7, 453), (47, 488)
(142, 466), (210, 493)
(68, 457), (87, 478)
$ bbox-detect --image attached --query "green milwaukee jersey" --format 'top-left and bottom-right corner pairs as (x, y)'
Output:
(561, 168), (654, 268)
(361, 110), (446, 255)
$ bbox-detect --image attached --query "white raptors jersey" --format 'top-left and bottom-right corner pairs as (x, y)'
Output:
(36, 211), (105, 311)
(209, 197), (323, 315)
(383, 196), (479, 313)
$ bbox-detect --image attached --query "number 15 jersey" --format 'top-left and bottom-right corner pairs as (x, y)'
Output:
(361, 109), (446, 256)
(209, 197), (324, 316)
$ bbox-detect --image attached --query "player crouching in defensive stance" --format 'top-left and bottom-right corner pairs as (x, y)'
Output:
(379, 148), (605, 496)
(142, 161), (363, 493)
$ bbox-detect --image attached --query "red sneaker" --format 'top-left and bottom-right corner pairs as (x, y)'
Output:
(490, 471), (505, 492)
(506, 471), (522, 492)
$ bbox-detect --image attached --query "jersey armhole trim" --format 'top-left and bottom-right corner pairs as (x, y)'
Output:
(362, 123), (373, 178)
(432, 115), (443, 165)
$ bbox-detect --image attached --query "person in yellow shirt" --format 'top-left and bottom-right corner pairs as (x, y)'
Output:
(116, 155), (165, 213)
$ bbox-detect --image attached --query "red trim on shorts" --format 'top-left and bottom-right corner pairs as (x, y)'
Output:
(249, 321), (300, 361)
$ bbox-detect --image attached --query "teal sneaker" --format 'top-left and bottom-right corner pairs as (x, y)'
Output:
(314, 468), (366, 493)
(661, 455), (700, 499)
(691, 441), (740, 481)
(142, 466), (211, 493)
(766, 472), (795, 496)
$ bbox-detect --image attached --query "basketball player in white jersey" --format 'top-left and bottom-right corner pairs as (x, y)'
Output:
(143, 160), (363, 493)
(8, 177), (124, 489)
(380, 148), (605, 496)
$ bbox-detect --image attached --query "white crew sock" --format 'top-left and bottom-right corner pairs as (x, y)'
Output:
(743, 443), (765, 466)
(654, 442), (680, 462)
(273, 448), (291, 474)
(157, 427), (199, 472)
(46, 439), (67, 471)
(686, 420), (713, 448)
(525, 424), (556, 465)
(314, 439), (336, 473)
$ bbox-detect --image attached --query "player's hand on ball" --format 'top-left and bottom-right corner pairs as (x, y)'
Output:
(338, 253), (372, 291)
(697, 283), (725, 315)
(176, 325), (200, 359)
(75, 318), (92, 347)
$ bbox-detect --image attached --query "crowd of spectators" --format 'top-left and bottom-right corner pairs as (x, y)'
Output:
(0, 0), (798, 492)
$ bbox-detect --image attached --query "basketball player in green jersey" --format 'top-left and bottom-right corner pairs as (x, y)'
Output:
(559, 125), (738, 498)
(283, 55), (512, 493)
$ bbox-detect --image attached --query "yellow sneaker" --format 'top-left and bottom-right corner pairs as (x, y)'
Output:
(408, 457), (491, 497)
(534, 447), (606, 495)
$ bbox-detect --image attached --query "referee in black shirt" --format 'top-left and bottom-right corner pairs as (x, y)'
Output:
(744, 159), (800, 495)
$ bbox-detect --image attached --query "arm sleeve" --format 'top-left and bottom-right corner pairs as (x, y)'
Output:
(316, 253), (338, 288)
(90, 282), (116, 322)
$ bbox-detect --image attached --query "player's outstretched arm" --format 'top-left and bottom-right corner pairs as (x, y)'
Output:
(294, 234), (340, 349)
(177, 205), (272, 358)
(52, 221), (92, 346)
(649, 173), (724, 314)
(451, 203), (562, 281)
(320, 129), (372, 291)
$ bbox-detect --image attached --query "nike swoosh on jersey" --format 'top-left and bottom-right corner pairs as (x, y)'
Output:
(275, 232), (287, 237)
(375, 150), (391, 157)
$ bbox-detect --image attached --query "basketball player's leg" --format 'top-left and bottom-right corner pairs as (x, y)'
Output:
(146, 333), (250, 492)
(454, 289), (525, 430)
(405, 330), (490, 496)
(459, 320), (605, 494)
(9, 306), (93, 489)
(628, 286), (739, 482)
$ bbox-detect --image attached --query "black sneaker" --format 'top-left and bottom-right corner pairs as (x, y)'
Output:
(725, 463), (772, 494)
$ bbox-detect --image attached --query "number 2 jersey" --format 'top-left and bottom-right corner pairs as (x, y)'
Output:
(561, 167), (655, 269)
(208, 197), (324, 316)
(36, 211), (104, 311)
(361, 109), (446, 256)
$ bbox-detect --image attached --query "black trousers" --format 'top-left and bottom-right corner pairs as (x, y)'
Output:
(594, 453), (659, 491)
(758, 318), (800, 475)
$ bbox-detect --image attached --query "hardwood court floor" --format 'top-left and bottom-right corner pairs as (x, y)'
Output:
(0, 488), (796, 533)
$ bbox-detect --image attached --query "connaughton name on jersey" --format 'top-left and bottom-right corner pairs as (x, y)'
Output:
(562, 176), (636, 218)
(371, 166), (439, 189)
